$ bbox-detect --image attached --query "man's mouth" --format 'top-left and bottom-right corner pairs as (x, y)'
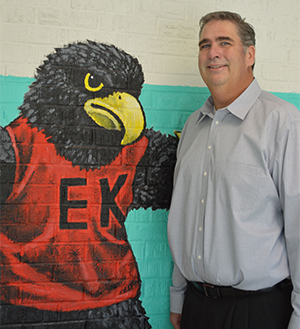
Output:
(208, 64), (227, 69)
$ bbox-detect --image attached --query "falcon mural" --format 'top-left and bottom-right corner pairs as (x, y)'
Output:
(0, 41), (178, 328)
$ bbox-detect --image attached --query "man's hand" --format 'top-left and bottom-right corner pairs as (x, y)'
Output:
(170, 312), (182, 329)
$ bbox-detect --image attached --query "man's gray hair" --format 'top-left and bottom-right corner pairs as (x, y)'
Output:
(199, 11), (256, 53)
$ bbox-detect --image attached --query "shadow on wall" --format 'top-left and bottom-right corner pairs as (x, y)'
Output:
(0, 41), (179, 329)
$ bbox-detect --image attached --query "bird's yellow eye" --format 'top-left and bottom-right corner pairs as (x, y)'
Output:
(84, 73), (104, 92)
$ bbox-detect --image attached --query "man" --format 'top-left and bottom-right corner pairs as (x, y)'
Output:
(168, 11), (300, 329)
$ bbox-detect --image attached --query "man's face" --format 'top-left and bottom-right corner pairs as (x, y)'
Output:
(198, 20), (255, 93)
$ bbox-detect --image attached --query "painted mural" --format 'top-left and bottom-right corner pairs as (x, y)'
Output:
(0, 41), (178, 328)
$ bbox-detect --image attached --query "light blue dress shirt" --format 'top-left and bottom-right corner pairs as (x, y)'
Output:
(168, 79), (300, 328)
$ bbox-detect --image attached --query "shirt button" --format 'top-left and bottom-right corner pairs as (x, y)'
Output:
(198, 255), (202, 260)
(203, 172), (207, 176)
(208, 145), (211, 150)
(201, 199), (204, 204)
(199, 227), (202, 231)
(215, 121), (219, 125)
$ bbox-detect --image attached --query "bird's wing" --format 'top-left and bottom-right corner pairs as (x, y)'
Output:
(131, 128), (178, 210)
(0, 126), (16, 204)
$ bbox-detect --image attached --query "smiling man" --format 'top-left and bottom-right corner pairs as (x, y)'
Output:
(198, 18), (255, 108)
(168, 11), (300, 329)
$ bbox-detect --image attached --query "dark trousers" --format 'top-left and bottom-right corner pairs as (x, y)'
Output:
(181, 281), (293, 329)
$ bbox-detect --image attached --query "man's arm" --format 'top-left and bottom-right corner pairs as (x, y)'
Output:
(274, 109), (300, 329)
(169, 263), (187, 327)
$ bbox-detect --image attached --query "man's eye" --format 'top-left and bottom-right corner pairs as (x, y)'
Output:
(200, 44), (210, 50)
(221, 42), (230, 46)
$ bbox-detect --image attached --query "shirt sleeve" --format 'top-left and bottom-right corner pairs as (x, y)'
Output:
(273, 108), (300, 329)
(170, 262), (187, 314)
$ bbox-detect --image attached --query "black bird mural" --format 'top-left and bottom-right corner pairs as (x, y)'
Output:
(0, 41), (178, 328)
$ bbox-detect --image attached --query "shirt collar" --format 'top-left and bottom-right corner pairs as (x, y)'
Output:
(197, 79), (262, 122)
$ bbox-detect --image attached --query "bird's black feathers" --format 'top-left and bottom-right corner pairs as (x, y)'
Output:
(132, 128), (178, 210)
(0, 127), (16, 204)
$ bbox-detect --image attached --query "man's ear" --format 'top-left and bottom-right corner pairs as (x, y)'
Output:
(247, 45), (255, 68)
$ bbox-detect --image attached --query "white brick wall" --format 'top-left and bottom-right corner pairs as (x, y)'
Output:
(0, 0), (299, 92)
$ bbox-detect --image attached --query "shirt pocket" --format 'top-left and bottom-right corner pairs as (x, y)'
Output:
(219, 162), (263, 211)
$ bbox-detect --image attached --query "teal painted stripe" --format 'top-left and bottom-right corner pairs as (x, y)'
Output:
(0, 76), (34, 126)
(272, 92), (300, 109)
(140, 84), (210, 135)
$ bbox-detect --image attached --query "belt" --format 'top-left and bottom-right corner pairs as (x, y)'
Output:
(190, 279), (292, 299)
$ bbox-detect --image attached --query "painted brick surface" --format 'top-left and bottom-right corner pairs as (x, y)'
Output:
(0, 73), (181, 329)
(0, 41), (179, 328)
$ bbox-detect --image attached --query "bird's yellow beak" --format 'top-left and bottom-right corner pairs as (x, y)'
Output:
(84, 92), (145, 145)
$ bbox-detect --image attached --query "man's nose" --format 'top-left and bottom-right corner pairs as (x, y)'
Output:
(208, 44), (220, 59)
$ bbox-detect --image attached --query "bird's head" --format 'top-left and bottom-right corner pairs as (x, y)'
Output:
(19, 41), (146, 168)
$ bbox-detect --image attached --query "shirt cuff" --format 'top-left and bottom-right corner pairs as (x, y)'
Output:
(170, 287), (186, 314)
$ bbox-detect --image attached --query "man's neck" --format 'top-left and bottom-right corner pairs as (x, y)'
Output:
(210, 77), (254, 110)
